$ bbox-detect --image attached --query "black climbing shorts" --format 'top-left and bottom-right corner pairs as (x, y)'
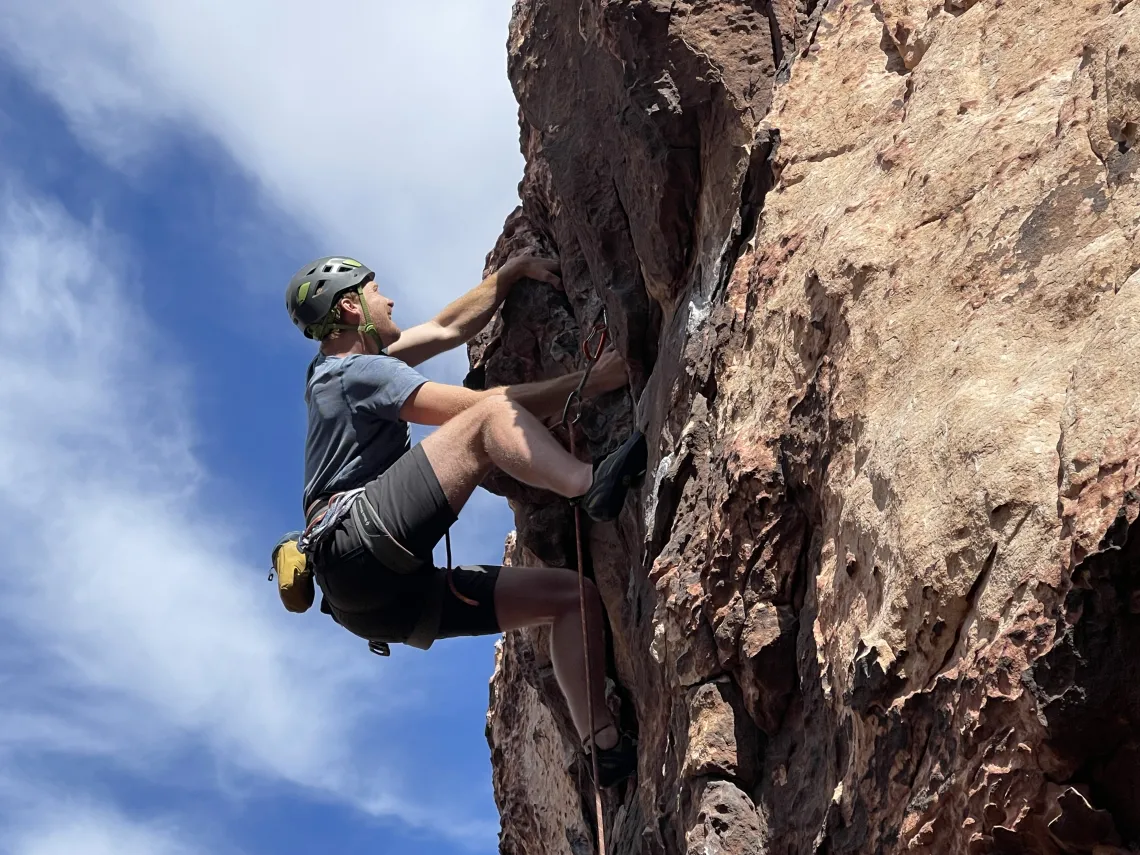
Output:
(311, 444), (502, 648)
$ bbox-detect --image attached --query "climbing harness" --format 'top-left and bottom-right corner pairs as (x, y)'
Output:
(272, 482), (471, 656)
(560, 308), (610, 855)
(265, 489), (367, 617)
(294, 486), (472, 654)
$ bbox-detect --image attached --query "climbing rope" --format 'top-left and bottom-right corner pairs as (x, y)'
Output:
(560, 308), (609, 855)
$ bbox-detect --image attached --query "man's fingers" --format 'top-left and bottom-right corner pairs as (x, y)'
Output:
(519, 258), (563, 289)
(501, 253), (563, 289)
(524, 269), (560, 286)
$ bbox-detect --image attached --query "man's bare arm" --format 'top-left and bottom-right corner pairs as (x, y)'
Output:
(388, 257), (560, 367)
(399, 350), (627, 427)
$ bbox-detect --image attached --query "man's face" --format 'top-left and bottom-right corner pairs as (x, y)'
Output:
(345, 280), (401, 347)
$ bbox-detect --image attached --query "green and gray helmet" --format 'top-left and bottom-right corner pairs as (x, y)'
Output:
(285, 256), (375, 339)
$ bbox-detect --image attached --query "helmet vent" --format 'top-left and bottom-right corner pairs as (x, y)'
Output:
(315, 279), (328, 293)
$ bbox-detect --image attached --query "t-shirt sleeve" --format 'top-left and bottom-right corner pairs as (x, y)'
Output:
(341, 354), (428, 421)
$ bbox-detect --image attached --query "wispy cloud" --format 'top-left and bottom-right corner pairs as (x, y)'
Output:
(2, 791), (212, 855)
(0, 0), (523, 318)
(0, 186), (345, 775)
(0, 183), (495, 847)
(0, 3), (524, 849)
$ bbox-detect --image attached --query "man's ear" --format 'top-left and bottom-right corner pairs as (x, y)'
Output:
(337, 292), (360, 321)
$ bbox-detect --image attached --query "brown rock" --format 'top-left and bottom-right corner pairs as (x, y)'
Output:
(685, 780), (767, 855)
(479, 0), (1140, 853)
(681, 679), (760, 786)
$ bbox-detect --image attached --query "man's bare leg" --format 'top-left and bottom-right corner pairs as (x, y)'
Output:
(419, 393), (593, 513)
(494, 566), (618, 748)
(415, 395), (618, 746)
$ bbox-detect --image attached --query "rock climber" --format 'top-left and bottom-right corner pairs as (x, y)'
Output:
(283, 255), (645, 787)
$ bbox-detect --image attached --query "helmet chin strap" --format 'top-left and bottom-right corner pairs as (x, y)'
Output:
(317, 285), (385, 350)
(352, 285), (385, 351)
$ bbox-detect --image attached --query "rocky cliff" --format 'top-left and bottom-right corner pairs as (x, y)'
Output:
(472, 2), (1140, 853)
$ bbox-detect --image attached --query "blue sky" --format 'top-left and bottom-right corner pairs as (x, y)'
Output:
(0, 3), (526, 853)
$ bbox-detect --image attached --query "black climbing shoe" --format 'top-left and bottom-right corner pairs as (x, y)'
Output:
(587, 729), (638, 789)
(578, 431), (648, 522)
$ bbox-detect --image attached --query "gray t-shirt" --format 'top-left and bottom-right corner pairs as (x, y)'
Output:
(302, 352), (428, 513)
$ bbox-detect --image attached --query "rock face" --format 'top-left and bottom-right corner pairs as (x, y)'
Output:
(476, 1), (1140, 853)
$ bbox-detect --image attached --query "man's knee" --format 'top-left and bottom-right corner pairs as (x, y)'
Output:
(440, 393), (512, 464)
(529, 569), (598, 618)
(558, 575), (601, 616)
(468, 392), (521, 444)
(470, 392), (515, 423)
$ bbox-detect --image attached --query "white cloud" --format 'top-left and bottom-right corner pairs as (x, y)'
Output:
(5, 797), (211, 855)
(0, 0), (524, 319)
(0, 184), (497, 847)
(0, 4), (526, 847)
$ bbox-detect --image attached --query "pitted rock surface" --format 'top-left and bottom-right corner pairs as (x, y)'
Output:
(478, 1), (1140, 853)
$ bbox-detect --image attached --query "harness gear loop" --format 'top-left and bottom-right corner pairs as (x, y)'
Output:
(559, 307), (610, 855)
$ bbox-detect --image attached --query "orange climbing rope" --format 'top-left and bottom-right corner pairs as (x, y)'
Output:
(559, 309), (609, 855)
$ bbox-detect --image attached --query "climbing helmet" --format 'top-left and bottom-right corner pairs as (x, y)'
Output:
(285, 256), (375, 338)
